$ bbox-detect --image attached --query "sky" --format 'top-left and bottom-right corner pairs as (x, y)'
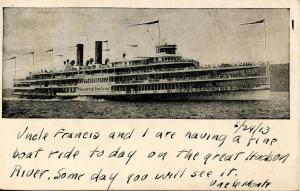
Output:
(2, 8), (289, 88)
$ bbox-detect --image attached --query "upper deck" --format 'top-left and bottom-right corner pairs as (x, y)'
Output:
(12, 40), (266, 85)
(14, 55), (199, 82)
(13, 61), (266, 84)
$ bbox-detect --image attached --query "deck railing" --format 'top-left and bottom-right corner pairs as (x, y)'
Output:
(14, 62), (265, 81)
(113, 64), (262, 77)
(114, 74), (267, 85)
(110, 86), (267, 95)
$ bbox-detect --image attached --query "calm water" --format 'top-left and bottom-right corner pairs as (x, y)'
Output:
(2, 92), (289, 119)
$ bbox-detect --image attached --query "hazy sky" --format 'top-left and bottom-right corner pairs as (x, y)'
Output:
(3, 8), (289, 88)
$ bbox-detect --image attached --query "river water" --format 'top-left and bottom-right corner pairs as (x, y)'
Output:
(2, 92), (289, 119)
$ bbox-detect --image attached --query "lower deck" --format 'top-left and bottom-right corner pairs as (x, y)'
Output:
(15, 85), (270, 101)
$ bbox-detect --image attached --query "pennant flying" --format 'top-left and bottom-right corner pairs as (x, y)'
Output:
(25, 51), (34, 55)
(46, 49), (53, 52)
(128, 20), (159, 27)
(3, 56), (16, 61)
(240, 19), (265, 25)
(128, 45), (138, 47)
(240, 19), (264, 25)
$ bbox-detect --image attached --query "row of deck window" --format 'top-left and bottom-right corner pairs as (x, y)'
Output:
(112, 57), (183, 67)
(112, 78), (265, 92)
(113, 67), (266, 83)
(18, 66), (266, 88)
(80, 78), (109, 83)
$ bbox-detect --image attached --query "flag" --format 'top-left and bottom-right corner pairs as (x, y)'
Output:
(25, 51), (34, 55)
(46, 49), (53, 52)
(55, 54), (63, 57)
(2, 56), (16, 61)
(128, 20), (159, 27)
(128, 45), (138, 47)
(240, 19), (264, 25)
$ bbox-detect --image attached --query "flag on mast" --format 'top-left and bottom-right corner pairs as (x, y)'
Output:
(128, 20), (159, 27)
(240, 19), (264, 25)
(25, 51), (34, 54)
(128, 20), (161, 45)
(46, 49), (53, 52)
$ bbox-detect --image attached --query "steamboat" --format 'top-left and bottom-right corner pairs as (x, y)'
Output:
(13, 21), (270, 101)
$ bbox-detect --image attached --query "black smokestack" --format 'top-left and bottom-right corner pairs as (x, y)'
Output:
(76, 44), (84, 66)
(95, 41), (102, 64)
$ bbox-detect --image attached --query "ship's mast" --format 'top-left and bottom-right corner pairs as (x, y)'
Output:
(157, 21), (161, 45)
(55, 54), (63, 67)
(263, 20), (268, 64)
(240, 18), (269, 83)
(2, 56), (17, 79)
(25, 51), (35, 73)
(263, 20), (269, 84)
(13, 57), (16, 80)
(128, 20), (161, 45)
(46, 49), (54, 69)
(240, 18), (267, 63)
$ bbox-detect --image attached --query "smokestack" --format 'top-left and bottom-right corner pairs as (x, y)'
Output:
(95, 41), (102, 64)
(76, 44), (84, 66)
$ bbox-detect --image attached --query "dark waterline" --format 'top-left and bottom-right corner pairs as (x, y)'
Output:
(2, 92), (289, 119)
